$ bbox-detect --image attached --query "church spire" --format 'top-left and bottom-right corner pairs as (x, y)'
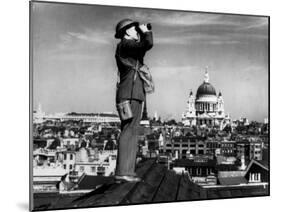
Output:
(38, 103), (42, 113)
(204, 66), (209, 83)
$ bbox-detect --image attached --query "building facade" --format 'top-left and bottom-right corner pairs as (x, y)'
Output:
(160, 136), (208, 159)
(182, 70), (230, 129)
(33, 104), (120, 124)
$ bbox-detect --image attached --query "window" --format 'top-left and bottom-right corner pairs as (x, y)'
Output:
(190, 150), (196, 154)
(70, 154), (73, 160)
(198, 150), (204, 155)
(196, 168), (202, 176)
(97, 166), (105, 172)
(79, 166), (85, 172)
(64, 154), (67, 160)
(69, 164), (73, 170)
(63, 164), (66, 169)
(97, 172), (105, 176)
(91, 167), (96, 172)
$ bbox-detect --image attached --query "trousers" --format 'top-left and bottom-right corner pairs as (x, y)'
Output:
(115, 99), (143, 176)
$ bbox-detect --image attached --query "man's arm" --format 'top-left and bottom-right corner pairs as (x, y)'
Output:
(121, 31), (153, 58)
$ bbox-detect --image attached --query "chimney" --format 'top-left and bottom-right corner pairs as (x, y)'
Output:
(240, 155), (246, 170)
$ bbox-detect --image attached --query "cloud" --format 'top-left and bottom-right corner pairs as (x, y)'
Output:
(131, 11), (220, 27)
(152, 65), (201, 79)
(119, 9), (268, 46)
(154, 33), (242, 45)
(238, 18), (268, 30)
(239, 65), (268, 80)
(39, 27), (117, 61)
(127, 9), (267, 29)
(58, 29), (113, 49)
(67, 30), (111, 44)
(153, 25), (267, 46)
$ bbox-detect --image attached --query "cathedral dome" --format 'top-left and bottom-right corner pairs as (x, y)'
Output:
(196, 82), (216, 98)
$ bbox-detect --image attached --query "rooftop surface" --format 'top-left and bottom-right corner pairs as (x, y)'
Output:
(33, 159), (269, 211)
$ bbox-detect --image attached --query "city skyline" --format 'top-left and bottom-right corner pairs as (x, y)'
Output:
(32, 2), (269, 122)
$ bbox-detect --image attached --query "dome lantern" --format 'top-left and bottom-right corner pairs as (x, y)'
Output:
(204, 67), (209, 83)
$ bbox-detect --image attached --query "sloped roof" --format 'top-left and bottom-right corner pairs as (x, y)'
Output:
(77, 175), (114, 190)
(245, 159), (269, 174)
(218, 176), (247, 185)
(33, 159), (269, 211)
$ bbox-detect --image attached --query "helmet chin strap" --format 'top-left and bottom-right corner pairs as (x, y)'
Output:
(136, 34), (140, 42)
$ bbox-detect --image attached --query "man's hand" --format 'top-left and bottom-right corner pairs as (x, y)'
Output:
(138, 24), (149, 33)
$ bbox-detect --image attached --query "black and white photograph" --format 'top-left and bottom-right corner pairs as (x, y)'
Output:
(29, 1), (269, 211)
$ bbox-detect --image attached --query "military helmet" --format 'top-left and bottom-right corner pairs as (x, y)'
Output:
(114, 18), (139, 39)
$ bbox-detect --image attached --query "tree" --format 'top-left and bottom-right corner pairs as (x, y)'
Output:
(165, 119), (177, 126)
(48, 137), (61, 150)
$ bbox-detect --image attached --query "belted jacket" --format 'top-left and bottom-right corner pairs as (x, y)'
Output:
(115, 31), (153, 103)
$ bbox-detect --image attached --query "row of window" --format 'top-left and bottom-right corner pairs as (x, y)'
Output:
(166, 144), (205, 148)
(63, 164), (100, 171)
(63, 154), (74, 160)
(221, 149), (234, 153)
(63, 164), (73, 170)
(165, 149), (205, 154)
(186, 167), (214, 176)
(221, 143), (235, 147)
(237, 150), (262, 154)
(252, 150), (261, 154)
(77, 166), (106, 173)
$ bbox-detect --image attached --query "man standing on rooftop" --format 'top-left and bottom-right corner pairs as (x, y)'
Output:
(114, 18), (153, 182)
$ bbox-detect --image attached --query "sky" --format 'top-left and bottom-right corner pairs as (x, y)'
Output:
(31, 2), (269, 122)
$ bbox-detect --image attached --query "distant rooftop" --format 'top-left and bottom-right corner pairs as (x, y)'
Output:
(66, 112), (119, 118)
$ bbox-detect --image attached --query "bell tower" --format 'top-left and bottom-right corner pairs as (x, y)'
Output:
(182, 90), (197, 126)
(186, 90), (196, 116)
(217, 91), (225, 116)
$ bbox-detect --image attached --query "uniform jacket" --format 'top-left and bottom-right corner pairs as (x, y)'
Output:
(115, 31), (153, 103)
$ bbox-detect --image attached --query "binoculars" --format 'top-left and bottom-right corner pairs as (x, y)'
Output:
(136, 23), (152, 33)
